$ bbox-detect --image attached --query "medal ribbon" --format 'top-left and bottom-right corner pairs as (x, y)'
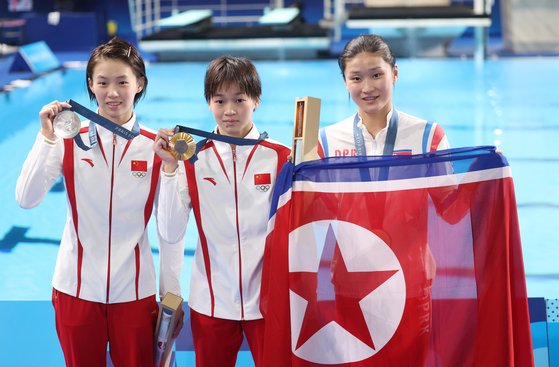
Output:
(352, 109), (399, 181)
(67, 99), (140, 151)
(352, 108), (399, 157)
(175, 125), (268, 164)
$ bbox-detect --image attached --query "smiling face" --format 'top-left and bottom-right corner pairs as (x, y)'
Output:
(87, 58), (144, 125)
(208, 83), (260, 138)
(343, 52), (398, 119)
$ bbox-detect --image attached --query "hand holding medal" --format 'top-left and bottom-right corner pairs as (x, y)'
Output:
(53, 110), (81, 139)
(38, 100), (74, 140)
(168, 131), (196, 161)
(45, 99), (140, 151)
(154, 125), (268, 169)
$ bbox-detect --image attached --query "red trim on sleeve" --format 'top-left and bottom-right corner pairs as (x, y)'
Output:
(184, 159), (216, 317)
(258, 141), (291, 179)
(140, 145), (162, 300)
(63, 138), (83, 298)
(317, 142), (325, 159)
(140, 129), (156, 140)
(135, 244), (140, 300)
(430, 124), (446, 152)
(144, 154), (162, 227)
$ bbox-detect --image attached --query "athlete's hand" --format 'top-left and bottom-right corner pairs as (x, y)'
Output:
(154, 128), (179, 173)
(39, 100), (71, 140)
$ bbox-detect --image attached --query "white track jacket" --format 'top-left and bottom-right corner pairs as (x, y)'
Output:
(16, 115), (183, 304)
(318, 109), (449, 158)
(157, 126), (291, 320)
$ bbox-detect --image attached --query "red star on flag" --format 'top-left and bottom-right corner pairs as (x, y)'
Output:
(290, 224), (398, 351)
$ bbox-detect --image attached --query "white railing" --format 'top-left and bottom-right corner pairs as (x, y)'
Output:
(128, 0), (285, 39)
(322, 0), (493, 23)
(322, 0), (493, 42)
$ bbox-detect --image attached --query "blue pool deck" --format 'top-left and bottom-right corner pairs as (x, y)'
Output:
(0, 56), (558, 366)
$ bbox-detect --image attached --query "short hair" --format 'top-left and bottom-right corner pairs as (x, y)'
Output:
(86, 37), (147, 106)
(204, 56), (261, 103)
(338, 34), (396, 80)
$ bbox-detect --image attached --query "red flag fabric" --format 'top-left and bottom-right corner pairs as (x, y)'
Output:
(261, 147), (534, 367)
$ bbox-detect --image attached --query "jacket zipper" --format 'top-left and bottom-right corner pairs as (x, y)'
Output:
(106, 133), (117, 303)
(233, 148), (245, 320)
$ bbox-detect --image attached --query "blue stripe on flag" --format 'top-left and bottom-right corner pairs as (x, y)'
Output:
(268, 161), (295, 219)
(291, 146), (505, 183)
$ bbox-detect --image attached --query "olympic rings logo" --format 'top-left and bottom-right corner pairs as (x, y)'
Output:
(256, 184), (270, 192)
(133, 171), (147, 179)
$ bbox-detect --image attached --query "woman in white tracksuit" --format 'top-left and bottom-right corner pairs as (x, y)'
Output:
(16, 37), (183, 367)
(154, 56), (291, 367)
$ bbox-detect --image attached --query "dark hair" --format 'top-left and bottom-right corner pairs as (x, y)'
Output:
(204, 56), (261, 103)
(86, 37), (147, 106)
(338, 34), (396, 80)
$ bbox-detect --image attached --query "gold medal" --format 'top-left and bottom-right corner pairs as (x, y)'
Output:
(169, 132), (196, 161)
(53, 110), (81, 139)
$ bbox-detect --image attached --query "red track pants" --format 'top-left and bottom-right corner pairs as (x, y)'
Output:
(52, 288), (159, 367)
(190, 308), (266, 367)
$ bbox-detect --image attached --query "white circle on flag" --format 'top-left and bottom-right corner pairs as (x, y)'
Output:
(289, 220), (406, 364)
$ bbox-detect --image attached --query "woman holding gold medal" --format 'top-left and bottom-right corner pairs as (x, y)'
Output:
(154, 56), (291, 367)
(16, 37), (183, 367)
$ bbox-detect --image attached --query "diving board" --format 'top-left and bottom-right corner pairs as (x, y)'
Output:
(139, 8), (328, 61)
(156, 9), (212, 27)
(156, 9), (212, 35)
(258, 7), (300, 25)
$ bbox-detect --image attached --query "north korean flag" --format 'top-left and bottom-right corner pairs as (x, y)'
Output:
(261, 147), (534, 367)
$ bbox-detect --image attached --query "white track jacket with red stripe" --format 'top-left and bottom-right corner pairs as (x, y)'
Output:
(157, 126), (291, 321)
(318, 108), (449, 158)
(16, 115), (183, 304)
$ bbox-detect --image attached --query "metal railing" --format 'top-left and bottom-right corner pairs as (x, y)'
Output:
(323, 0), (493, 21)
(128, 0), (285, 39)
(322, 0), (493, 42)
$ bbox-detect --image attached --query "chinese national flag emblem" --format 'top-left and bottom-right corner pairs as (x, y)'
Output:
(254, 173), (271, 185)
(131, 160), (147, 172)
(131, 160), (148, 179)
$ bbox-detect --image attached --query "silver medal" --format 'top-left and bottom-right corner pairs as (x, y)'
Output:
(53, 110), (81, 139)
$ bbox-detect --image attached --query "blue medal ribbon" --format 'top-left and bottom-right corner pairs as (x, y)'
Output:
(66, 99), (140, 151)
(352, 109), (399, 156)
(352, 109), (399, 181)
(175, 125), (268, 164)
